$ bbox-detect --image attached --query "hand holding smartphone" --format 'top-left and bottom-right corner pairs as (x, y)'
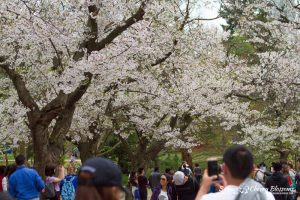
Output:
(207, 160), (219, 177)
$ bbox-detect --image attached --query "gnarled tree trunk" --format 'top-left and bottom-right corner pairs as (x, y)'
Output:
(181, 149), (193, 169)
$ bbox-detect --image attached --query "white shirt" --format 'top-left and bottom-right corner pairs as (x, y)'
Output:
(201, 185), (275, 200)
(2, 177), (7, 191)
(158, 190), (169, 200)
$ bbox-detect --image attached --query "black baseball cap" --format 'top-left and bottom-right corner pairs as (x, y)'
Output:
(79, 157), (128, 193)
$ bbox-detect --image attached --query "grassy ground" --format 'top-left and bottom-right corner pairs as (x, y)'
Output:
(156, 146), (223, 174)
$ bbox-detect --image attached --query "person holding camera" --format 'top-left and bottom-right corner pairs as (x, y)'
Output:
(195, 145), (275, 200)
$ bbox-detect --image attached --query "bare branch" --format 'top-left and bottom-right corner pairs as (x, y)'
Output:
(119, 89), (158, 97)
(48, 38), (63, 73)
(97, 141), (122, 157)
(187, 15), (221, 23)
(229, 92), (263, 101)
(179, 0), (191, 30)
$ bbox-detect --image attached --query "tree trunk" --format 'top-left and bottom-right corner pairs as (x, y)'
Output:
(131, 147), (148, 170)
(78, 141), (95, 163)
(181, 149), (193, 169)
(48, 106), (76, 165)
(31, 124), (49, 178)
(279, 150), (290, 161)
(129, 140), (164, 171)
(77, 131), (105, 163)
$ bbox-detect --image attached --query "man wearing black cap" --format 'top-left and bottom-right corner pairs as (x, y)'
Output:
(76, 157), (128, 200)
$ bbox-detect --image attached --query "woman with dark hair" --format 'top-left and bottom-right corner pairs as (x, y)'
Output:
(75, 157), (126, 200)
(45, 166), (62, 200)
(150, 174), (172, 200)
(129, 171), (140, 200)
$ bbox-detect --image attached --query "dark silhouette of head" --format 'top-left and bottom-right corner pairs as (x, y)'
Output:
(272, 162), (282, 172)
(165, 168), (171, 174)
(223, 145), (253, 179)
(45, 166), (56, 177)
(0, 166), (6, 175)
(138, 167), (144, 175)
(15, 155), (26, 166)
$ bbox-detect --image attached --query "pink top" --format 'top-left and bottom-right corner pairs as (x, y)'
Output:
(46, 176), (60, 192)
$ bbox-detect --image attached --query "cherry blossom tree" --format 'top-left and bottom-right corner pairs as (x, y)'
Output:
(1, 0), (229, 173)
(0, 0), (150, 176)
(221, 0), (300, 159)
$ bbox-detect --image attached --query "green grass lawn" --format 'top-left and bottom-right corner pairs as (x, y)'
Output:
(156, 147), (223, 173)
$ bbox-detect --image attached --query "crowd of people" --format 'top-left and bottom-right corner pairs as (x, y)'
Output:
(128, 146), (300, 200)
(0, 145), (300, 200)
(0, 155), (78, 200)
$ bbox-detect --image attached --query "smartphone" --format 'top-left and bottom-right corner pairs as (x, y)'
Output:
(207, 160), (219, 176)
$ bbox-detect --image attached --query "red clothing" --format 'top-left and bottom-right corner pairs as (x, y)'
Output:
(0, 175), (4, 191)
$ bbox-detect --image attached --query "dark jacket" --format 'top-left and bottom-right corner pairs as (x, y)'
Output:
(149, 172), (161, 190)
(171, 177), (199, 200)
(150, 185), (172, 200)
(138, 175), (148, 192)
(265, 171), (290, 200)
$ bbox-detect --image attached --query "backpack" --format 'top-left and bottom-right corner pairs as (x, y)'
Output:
(43, 182), (56, 199)
(61, 176), (76, 200)
(254, 169), (266, 186)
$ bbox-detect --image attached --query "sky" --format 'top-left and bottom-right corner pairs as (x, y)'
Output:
(192, 0), (227, 28)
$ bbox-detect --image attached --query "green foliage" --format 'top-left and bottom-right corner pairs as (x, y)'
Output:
(220, 0), (267, 34)
(158, 151), (181, 172)
(227, 35), (256, 59)
(220, 0), (281, 58)
(58, 154), (66, 166)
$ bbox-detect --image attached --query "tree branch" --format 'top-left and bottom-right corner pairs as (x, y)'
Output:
(66, 72), (93, 107)
(187, 15), (221, 23)
(97, 141), (122, 157)
(229, 91), (263, 101)
(93, 2), (146, 51)
(49, 38), (63, 74)
(49, 105), (76, 141)
(0, 57), (39, 111)
(74, 1), (147, 61)
(40, 91), (67, 121)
